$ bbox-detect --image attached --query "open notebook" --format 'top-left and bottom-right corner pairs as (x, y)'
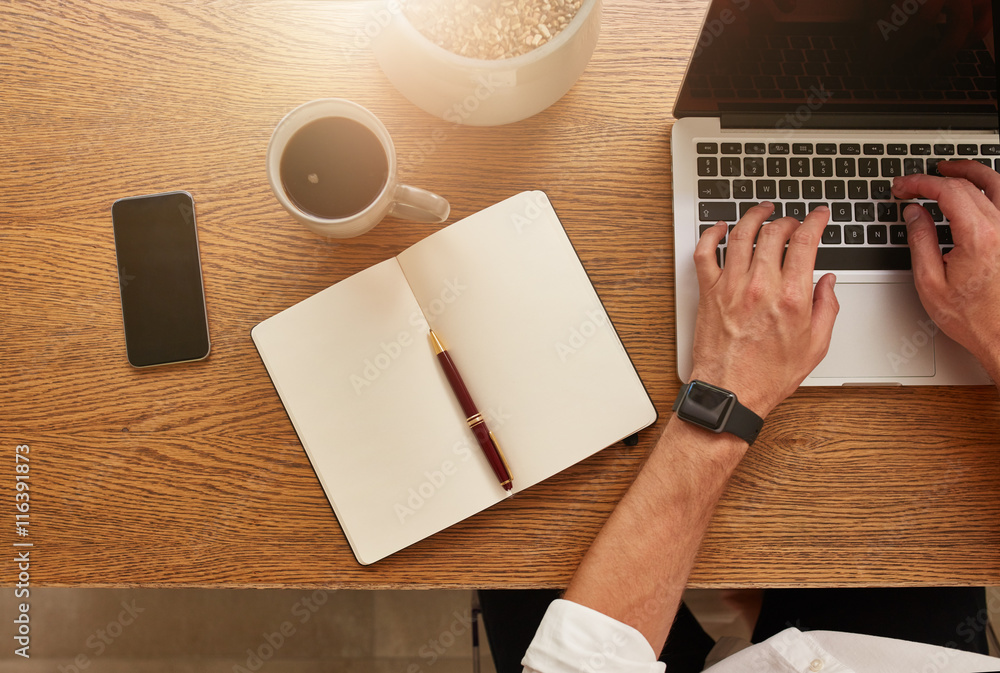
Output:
(252, 191), (656, 564)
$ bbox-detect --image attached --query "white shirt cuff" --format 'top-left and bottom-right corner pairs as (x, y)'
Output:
(522, 599), (666, 673)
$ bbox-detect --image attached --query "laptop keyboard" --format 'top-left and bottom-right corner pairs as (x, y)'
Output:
(695, 140), (1000, 270)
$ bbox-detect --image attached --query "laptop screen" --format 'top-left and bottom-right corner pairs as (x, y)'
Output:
(673, 0), (997, 128)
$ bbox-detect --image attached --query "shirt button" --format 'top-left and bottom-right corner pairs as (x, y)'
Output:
(809, 659), (824, 672)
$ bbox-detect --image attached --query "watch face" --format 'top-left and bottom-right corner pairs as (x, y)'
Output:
(680, 382), (734, 429)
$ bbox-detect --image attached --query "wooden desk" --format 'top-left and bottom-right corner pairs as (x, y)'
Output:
(3, 0), (998, 589)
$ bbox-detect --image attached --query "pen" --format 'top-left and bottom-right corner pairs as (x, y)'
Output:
(428, 329), (513, 492)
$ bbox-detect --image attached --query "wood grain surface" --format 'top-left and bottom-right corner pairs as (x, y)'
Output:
(2, 0), (998, 589)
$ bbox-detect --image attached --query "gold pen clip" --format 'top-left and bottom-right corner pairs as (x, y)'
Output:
(489, 430), (513, 489)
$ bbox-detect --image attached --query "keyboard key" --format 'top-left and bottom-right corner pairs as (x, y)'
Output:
(698, 179), (731, 199)
(937, 224), (953, 244)
(739, 201), (758, 217)
(767, 202), (783, 221)
(787, 202), (807, 220)
(817, 143), (838, 155)
(721, 157), (741, 176)
(877, 202), (899, 222)
(697, 142), (719, 154)
(733, 180), (754, 199)
(792, 143), (814, 155)
(832, 202), (852, 221)
(863, 143), (885, 155)
(814, 247), (912, 270)
(768, 142), (790, 154)
(836, 157), (856, 177)
(822, 225), (842, 244)
(958, 144), (978, 155)
(926, 158), (943, 176)
(840, 143), (861, 155)
(925, 202), (944, 221)
(934, 143), (956, 155)
(887, 143), (908, 155)
(889, 224), (908, 244)
(756, 180), (777, 199)
(744, 157), (764, 176)
(981, 143), (1000, 155)
(803, 180), (823, 198)
(903, 158), (924, 175)
(699, 201), (738, 221)
(844, 224), (865, 244)
(881, 158), (902, 177)
(910, 143), (932, 155)
(790, 157), (810, 176)
(721, 142), (742, 154)
(745, 142), (766, 154)
(855, 202), (876, 222)
(813, 158), (833, 177)
(779, 180), (799, 199)
(766, 157), (787, 176)
(871, 180), (892, 200)
(858, 158), (879, 177)
(848, 180), (868, 199)
(825, 180), (846, 200)
(867, 224), (888, 243)
(698, 157), (718, 176)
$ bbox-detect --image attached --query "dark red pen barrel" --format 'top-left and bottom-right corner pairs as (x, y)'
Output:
(471, 421), (510, 485)
(435, 351), (478, 419)
(435, 350), (511, 487)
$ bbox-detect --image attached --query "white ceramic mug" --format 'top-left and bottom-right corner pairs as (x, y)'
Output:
(266, 98), (450, 237)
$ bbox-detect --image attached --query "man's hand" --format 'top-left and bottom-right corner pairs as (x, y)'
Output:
(892, 160), (1000, 379)
(689, 204), (839, 418)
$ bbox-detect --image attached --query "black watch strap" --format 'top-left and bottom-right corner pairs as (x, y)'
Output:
(725, 400), (764, 445)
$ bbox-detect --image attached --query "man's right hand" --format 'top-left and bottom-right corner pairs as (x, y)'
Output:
(892, 160), (1000, 380)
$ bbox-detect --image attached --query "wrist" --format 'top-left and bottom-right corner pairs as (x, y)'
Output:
(659, 414), (749, 475)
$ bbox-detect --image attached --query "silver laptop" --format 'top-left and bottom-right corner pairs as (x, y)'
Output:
(673, 0), (998, 385)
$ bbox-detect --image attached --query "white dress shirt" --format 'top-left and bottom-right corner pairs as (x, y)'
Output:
(522, 599), (1000, 673)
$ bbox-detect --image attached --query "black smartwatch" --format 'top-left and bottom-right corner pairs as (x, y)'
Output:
(671, 380), (764, 446)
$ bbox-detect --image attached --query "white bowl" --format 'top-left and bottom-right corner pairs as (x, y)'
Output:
(373, 0), (601, 126)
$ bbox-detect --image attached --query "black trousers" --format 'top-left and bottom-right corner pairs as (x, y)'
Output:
(479, 588), (991, 673)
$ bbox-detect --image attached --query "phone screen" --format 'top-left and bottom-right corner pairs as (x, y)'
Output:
(112, 191), (211, 367)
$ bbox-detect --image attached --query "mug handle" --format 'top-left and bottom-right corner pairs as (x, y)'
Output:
(389, 184), (450, 223)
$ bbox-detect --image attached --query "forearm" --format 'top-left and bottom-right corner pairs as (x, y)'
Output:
(562, 416), (746, 654)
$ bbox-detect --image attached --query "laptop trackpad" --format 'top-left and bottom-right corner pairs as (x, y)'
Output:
(811, 283), (935, 379)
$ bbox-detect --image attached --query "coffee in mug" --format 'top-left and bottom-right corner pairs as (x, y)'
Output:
(267, 99), (450, 238)
(279, 116), (389, 220)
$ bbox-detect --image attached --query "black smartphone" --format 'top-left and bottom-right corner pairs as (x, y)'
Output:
(112, 191), (211, 367)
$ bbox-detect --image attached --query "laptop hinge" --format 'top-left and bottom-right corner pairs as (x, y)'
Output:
(720, 113), (999, 132)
